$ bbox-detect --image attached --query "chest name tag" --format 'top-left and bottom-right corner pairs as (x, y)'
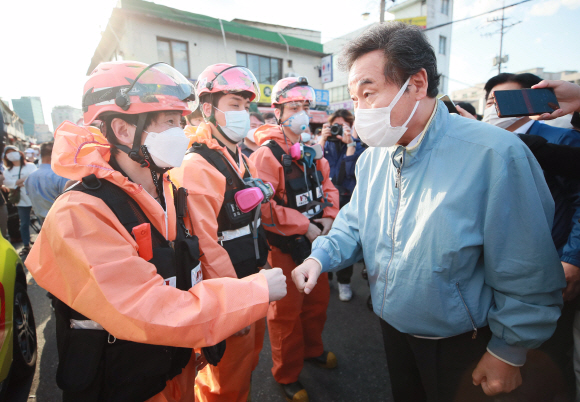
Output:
(191, 263), (203, 286)
(163, 263), (203, 288)
(164, 276), (177, 288)
(296, 191), (313, 207)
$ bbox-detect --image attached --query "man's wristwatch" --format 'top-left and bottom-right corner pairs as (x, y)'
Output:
(347, 141), (356, 148)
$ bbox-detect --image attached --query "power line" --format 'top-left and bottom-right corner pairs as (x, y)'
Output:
(423, 0), (533, 31)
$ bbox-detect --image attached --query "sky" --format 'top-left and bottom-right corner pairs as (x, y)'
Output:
(1, 0), (579, 132)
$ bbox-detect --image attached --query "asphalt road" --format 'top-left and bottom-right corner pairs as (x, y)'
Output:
(7, 254), (393, 402)
(5, 234), (62, 402)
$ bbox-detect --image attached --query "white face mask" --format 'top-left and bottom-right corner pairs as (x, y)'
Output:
(482, 105), (523, 130)
(6, 152), (21, 162)
(143, 126), (189, 168)
(246, 128), (257, 143)
(300, 132), (312, 143)
(282, 111), (310, 135)
(354, 77), (419, 148)
(215, 107), (250, 143)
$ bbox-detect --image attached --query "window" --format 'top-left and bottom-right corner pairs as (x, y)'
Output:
(237, 52), (282, 84)
(439, 36), (447, 55)
(441, 0), (450, 15)
(157, 38), (190, 77)
(329, 85), (350, 103)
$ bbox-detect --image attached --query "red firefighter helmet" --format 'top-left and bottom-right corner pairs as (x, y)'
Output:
(82, 61), (198, 124)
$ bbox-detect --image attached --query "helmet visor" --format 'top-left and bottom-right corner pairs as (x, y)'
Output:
(197, 66), (261, 102)
(126, 62), (199, 111)
(277, 85), (317, 108)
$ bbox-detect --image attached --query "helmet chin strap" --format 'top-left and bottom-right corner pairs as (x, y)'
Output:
(114, 113), (148, 166)
(203, 99), (238, 145)
(113, 113), (169, 174)
(110, 113), (168, 204)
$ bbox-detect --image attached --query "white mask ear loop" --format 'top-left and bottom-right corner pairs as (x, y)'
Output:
(388, 77), (412, 109)
(403, 101), (420, 128)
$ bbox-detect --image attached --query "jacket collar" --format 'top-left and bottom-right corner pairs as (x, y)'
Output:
(391, 100), (449, 168)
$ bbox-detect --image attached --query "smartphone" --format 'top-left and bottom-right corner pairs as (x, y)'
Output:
(438, 95), (458, 114)
(494, 88), (560, 118)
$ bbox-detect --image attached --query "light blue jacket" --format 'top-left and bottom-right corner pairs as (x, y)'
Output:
(311, 101), (565, 366)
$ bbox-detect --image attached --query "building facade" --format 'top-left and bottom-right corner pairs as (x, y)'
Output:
(451, 85), (486, 115)
(33, 124), (54, 143)
(88, 0), (330, 123)
(321, 0), (453, 113)
(323, 25), (373, 113)
(11, 96), (45, 137)
(52, 105), (83, 131)
(0, 99), (26, 142)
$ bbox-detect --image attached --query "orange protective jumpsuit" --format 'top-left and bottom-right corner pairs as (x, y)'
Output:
(250, 124), (339, 384)
(26, 122), (271, 402)
(170, 123), (266, 402)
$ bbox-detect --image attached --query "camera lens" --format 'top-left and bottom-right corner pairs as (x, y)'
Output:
(330, 124), (342, 136)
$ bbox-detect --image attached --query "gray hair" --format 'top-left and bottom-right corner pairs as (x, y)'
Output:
(339, 22), (440, 98)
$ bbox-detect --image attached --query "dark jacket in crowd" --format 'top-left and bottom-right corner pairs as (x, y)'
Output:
(518, 134), (580, 180)
(324, 138), (365, 206)
(527, 121), (580, 267)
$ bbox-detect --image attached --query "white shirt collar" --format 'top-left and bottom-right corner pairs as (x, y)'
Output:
(513, 119), (535, 135)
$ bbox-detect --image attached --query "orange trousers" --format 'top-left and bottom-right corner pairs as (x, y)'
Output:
(146, 351), (200, 402)
(267, 246), (330, 384)
(195, 319), (266, 401)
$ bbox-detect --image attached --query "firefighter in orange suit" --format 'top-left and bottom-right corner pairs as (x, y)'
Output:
(249, 76), (340, 402)
(170, 64), (274, 402)
(25, 61), (286, 402)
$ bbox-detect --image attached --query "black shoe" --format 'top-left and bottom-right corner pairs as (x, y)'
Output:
(280, 381), (308, 402)
(18, 245), (31, 256)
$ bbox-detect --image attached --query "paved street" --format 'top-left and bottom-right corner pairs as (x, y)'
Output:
(7, 254), (393, 402)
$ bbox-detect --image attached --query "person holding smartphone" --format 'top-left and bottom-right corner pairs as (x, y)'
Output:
(482, 72), (580, 400)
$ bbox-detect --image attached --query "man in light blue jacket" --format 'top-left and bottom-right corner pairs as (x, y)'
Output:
(291, 22), (565, 401)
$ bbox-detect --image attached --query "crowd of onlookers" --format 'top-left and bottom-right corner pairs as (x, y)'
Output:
(0, 141), (68, 256)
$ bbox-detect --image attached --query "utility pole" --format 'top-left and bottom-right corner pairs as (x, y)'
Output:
(482, 3), (520, 74)
(380, 0), (386, 23)
(498, 7), (505, 74)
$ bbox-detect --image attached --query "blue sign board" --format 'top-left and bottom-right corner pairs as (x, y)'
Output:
(315, 89), (330, 106)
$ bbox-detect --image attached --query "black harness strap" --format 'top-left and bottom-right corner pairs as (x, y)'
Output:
(263, 140), (287, 167)
(76, 174), (167, 246)
(188, 143), (238, 186)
